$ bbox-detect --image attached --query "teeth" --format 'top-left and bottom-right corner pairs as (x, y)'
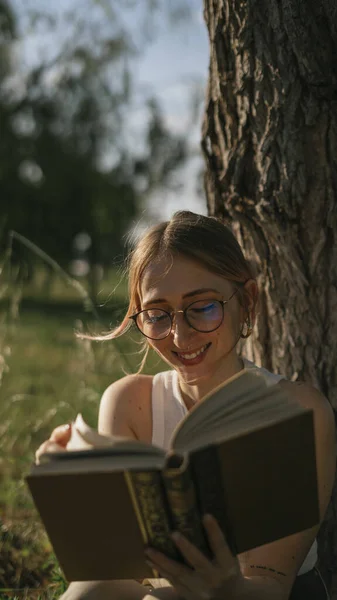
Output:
(178, 344), (208, 360)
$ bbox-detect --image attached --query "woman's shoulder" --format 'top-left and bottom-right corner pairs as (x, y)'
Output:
(100, 373), (154, 414)
(100, 370), (175, 413)
(98, 374), (154, 441)
(279, 377), (334, 418)
(245, 359), (334, 420)
(103, 373), (154, 397)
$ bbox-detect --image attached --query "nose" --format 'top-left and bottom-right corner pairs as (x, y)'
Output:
(171, 311), (196, 348)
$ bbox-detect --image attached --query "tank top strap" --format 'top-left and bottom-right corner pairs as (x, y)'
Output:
(152, 370), (187, 450)
(151, 372), (166, 448)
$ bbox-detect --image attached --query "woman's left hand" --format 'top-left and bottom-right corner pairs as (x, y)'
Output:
(145, 514), (245, 600)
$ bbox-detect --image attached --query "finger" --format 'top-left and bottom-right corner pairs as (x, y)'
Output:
(145, 548), (189, 582)
(146, 560), (210, 600)
(35, 440), (66, 464)
(171, 532), (213, 576)
(203, 514), (240, 578)
(50, 423), (72, 446)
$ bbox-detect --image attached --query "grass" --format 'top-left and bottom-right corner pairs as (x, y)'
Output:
(0, 264), (167, 598)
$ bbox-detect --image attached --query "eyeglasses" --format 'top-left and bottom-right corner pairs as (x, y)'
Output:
(130, 289), (238, 340)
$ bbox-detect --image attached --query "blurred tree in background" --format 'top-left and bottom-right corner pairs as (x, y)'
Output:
(0, 4), (196, 589)
(0, 0), (191, 296)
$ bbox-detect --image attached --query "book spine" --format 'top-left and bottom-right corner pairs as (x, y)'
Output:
(162, 453), (210, 557)
(190, 446), (238, 556)
(124, 470), (179, 560)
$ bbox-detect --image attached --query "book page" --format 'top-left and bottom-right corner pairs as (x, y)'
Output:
(40, 414), (165, 461)
(66, 414), (126, 450)
(170, 371), (263, 449)
(170, 371), (307, 452)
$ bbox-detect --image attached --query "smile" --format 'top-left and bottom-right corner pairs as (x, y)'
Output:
(173, 343), (211, 361)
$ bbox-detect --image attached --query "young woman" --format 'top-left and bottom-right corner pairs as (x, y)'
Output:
(36, 211), (335, 600)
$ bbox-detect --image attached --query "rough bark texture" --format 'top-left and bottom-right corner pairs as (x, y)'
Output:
(201, 0), (337, 595)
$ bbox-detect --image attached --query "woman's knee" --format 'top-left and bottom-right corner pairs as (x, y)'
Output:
(59, 581), (110, 600)
(59, 579), (147, 600)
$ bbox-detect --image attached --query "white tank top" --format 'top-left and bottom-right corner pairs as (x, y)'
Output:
(151, 358), (317, 576)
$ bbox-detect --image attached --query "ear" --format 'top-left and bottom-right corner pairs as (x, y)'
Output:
(243, 279), (258, 325)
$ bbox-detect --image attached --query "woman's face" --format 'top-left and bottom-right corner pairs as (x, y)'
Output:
(139, 254), (244, 385)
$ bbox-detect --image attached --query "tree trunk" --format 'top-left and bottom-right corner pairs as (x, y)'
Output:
(201, 0), (337, 594)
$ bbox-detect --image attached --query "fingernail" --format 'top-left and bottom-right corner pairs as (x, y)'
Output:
(63, 424), (71, 431)
(145, 549), (155, 558)
(171, 531), (181, 541)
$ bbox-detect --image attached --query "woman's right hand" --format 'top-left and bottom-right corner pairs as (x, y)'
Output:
(35, 423), (72, 464)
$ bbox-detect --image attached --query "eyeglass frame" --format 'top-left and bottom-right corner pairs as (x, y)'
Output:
(129, 289), (239, 340)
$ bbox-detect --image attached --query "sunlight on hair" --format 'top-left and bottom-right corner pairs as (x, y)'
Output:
(82, 211), (258, 374)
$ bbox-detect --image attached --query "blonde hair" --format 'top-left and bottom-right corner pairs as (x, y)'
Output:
(97, 211), (256, 353)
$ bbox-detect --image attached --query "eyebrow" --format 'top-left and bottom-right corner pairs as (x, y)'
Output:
(143, 288), (220, 307)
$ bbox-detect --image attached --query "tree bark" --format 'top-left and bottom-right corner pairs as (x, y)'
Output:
(201, 0), (337, 595)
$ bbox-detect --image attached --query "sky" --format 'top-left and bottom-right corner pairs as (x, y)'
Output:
(134, 3), (209, 221)
(10, 0), (210, 222)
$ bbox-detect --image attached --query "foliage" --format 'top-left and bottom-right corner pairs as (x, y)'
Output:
(0, 0), (190, 282)
(0, 1), (193, 595)
(0, 255), (167, 596)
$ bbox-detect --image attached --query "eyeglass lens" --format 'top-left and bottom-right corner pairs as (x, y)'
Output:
(136, 299), (224, 339)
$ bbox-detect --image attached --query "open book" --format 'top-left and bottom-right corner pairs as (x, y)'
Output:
(26, 370), (319, 581)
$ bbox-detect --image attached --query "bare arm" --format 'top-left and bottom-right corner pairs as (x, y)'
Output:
(98, 373), (153, 442)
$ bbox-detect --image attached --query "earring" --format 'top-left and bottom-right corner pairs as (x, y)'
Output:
(240, 315), (253, 339)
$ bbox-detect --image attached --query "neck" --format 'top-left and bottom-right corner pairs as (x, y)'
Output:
(178, 352), (245, 410)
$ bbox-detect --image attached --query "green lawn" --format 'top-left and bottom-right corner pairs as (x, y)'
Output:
(0, 267), (166, 598)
